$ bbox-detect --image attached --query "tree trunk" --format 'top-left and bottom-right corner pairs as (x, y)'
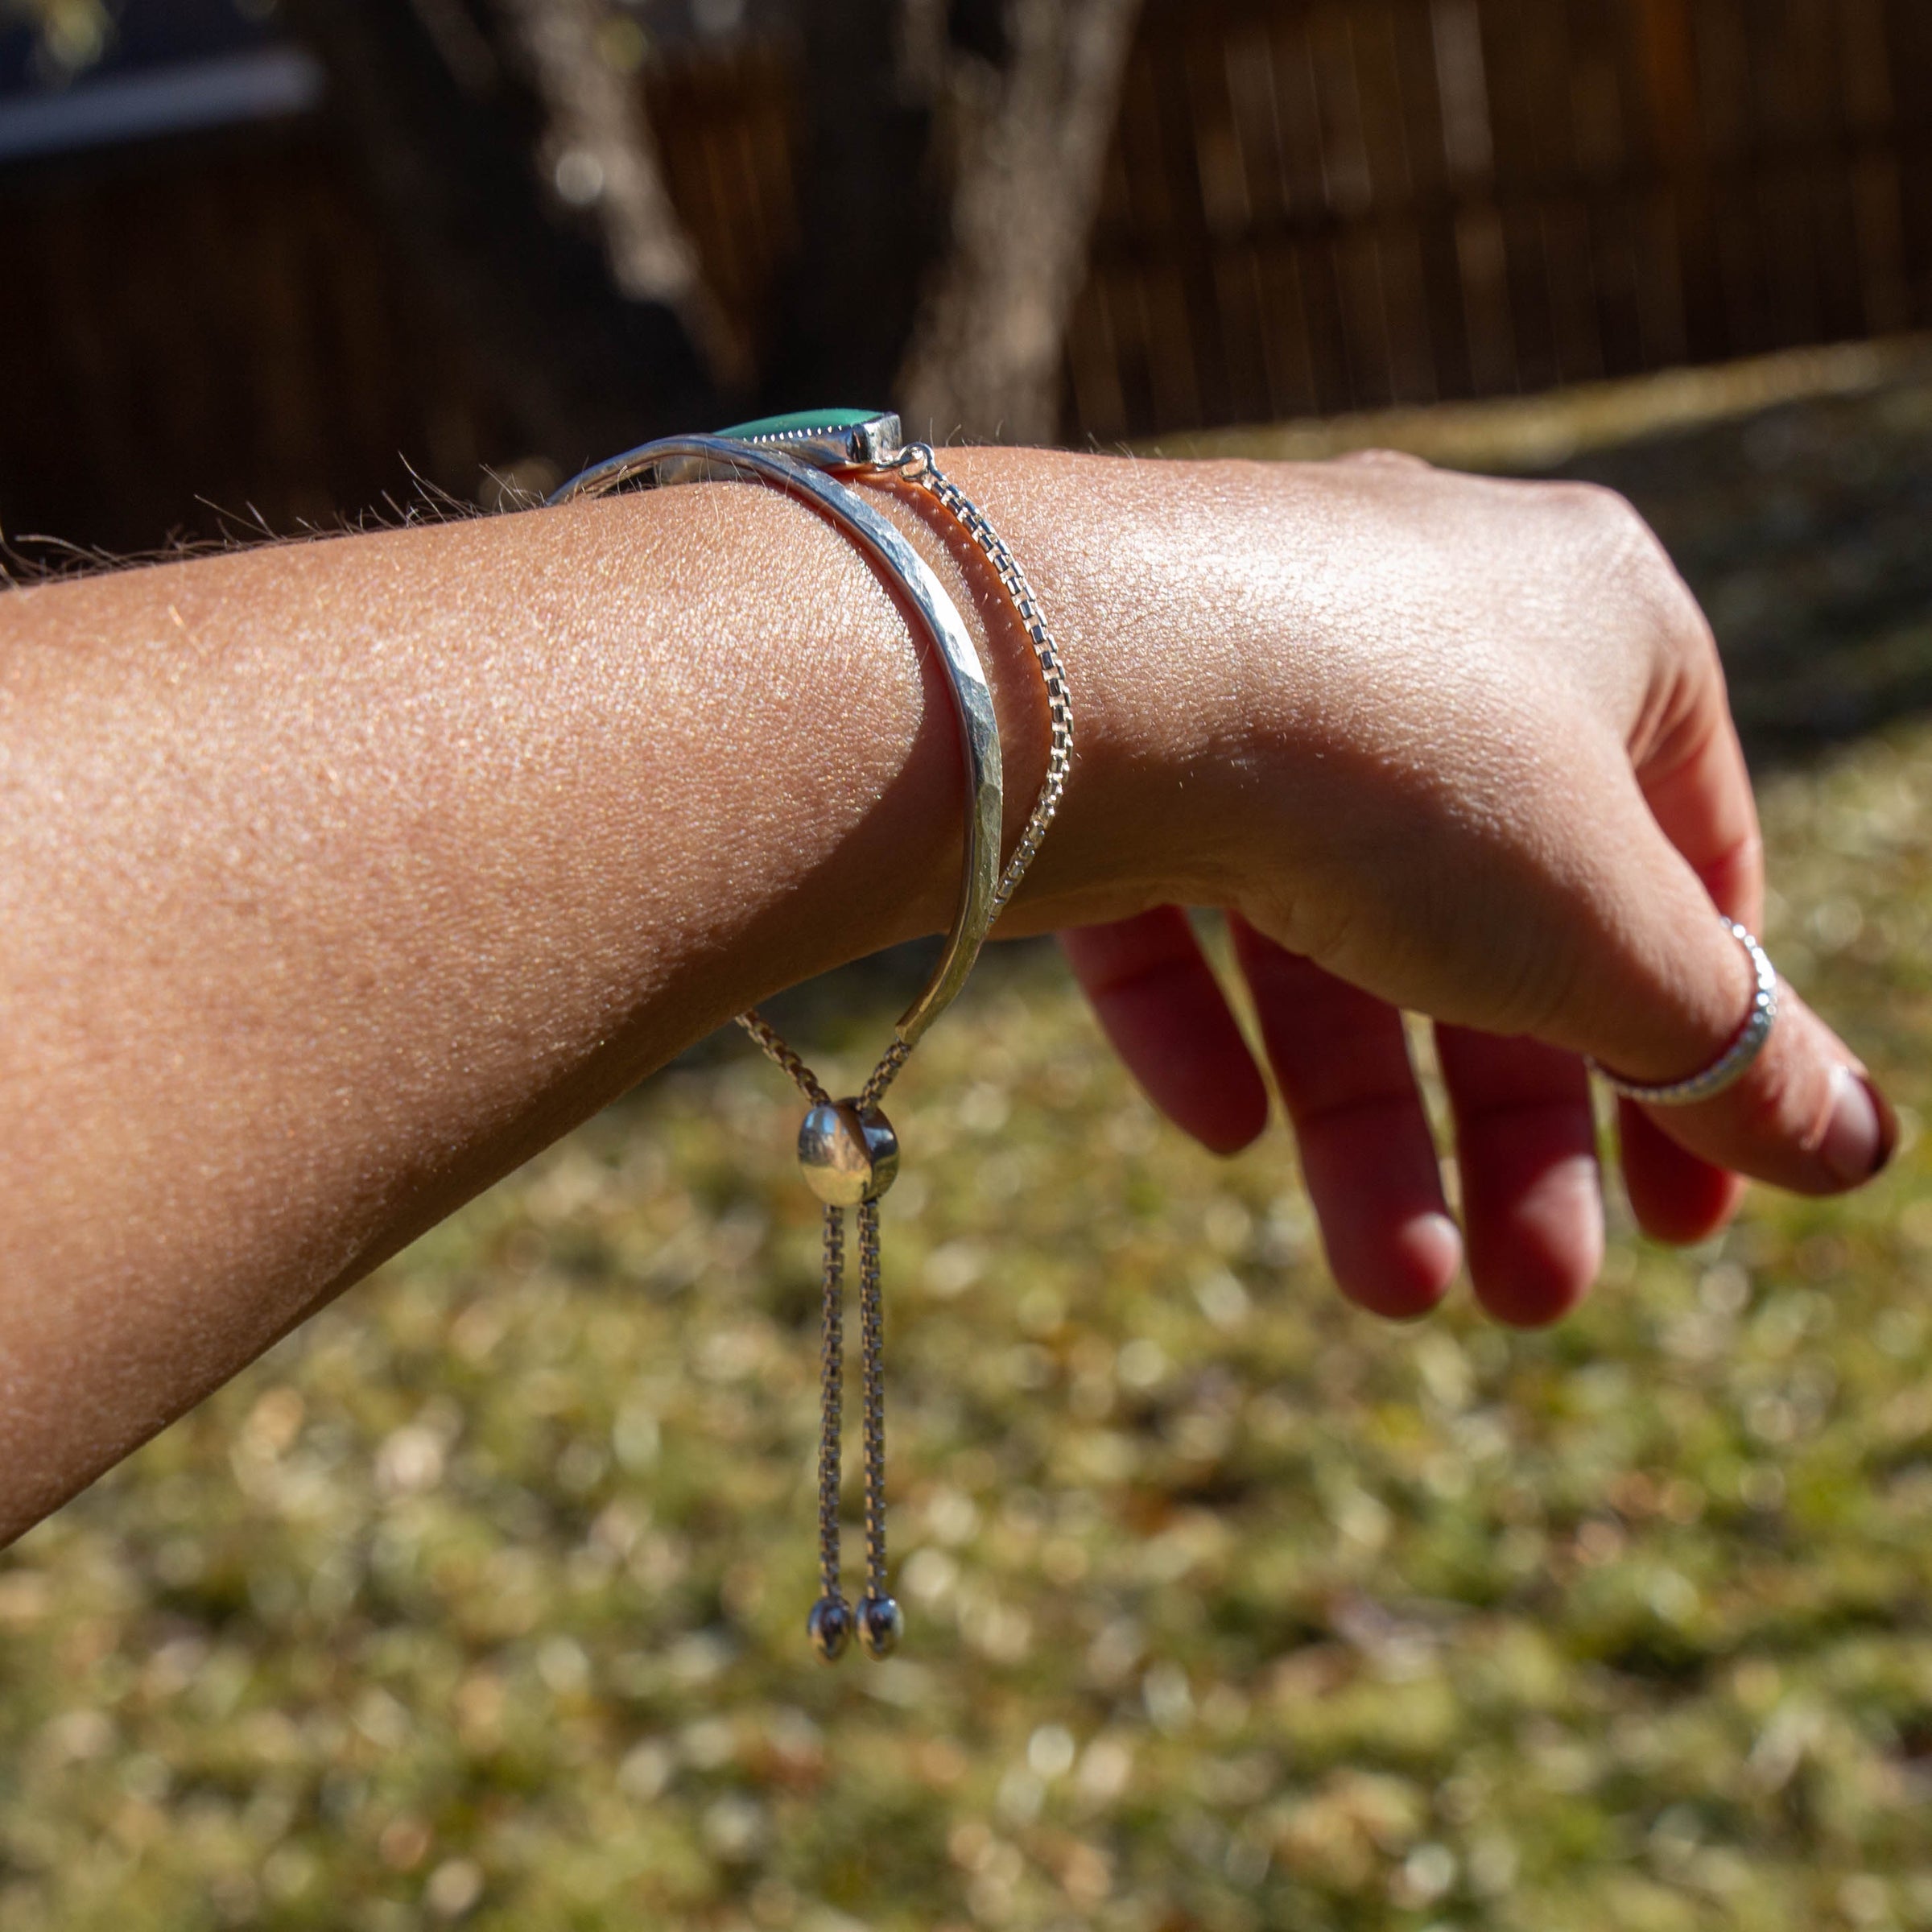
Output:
(492, 0), (746, 388)
(287, 0), (718, 472)
(896, 0), (1144, 445)
(761, 0), (941, 413)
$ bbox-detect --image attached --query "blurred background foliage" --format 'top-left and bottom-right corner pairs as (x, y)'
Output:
(2, 0), (1929, 552)
(3, 3), (1932, 1929)
(2, 0), (114, 79)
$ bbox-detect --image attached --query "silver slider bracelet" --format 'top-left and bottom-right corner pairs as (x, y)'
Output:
(550, 411), (1074, 1662)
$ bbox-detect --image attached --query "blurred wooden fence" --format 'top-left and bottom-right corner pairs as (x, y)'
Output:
(1070, 0), (1932, 439)
(0, 39), (803, 556)
(3, 0), (1930, 551)
(645, 39), (801, 377)
(0, 130), (504, 555)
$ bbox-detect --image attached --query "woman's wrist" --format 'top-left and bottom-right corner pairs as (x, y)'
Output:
(867, 446), (1267, 932)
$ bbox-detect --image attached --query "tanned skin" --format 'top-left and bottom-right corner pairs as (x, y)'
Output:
(0, 448), (1892, 1538)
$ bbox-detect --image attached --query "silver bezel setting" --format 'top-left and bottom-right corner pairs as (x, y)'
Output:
(722, 413), (904, 470)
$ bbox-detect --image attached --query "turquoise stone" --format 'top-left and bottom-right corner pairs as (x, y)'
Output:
(716, 407), (882, 438)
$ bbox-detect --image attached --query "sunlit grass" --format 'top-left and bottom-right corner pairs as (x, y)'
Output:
(6, 724), (1931, 1932)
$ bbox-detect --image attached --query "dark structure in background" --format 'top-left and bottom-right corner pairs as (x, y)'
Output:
(2, 0), (1930, 557)
(1077, 0), (1932, 435)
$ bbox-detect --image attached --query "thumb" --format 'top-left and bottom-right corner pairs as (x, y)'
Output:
(1552, 721), (1894, 1198)
(1590, 919), (1894, 1198)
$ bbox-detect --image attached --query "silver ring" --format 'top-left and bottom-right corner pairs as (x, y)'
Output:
(1590, 919), (1779, 1105)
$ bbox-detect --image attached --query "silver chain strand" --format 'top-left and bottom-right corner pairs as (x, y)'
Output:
(886, 444), (1077, 919)
(736, 1010), (829, 1107)
(857, 1199), (888, 1603)
(733, 448), (1073, 1657)
(858, 1038), (912, 1115)
(817, 1204), (846, 1612)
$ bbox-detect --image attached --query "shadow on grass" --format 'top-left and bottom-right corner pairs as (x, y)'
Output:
(1544, 360), (1932, 769)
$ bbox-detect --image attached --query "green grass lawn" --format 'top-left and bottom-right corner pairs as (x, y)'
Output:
(6, 353), (1932, 1931)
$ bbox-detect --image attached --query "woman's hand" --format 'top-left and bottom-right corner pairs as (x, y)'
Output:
(927, 448), (1895, 1328)
(0, 440), (1891, 1532)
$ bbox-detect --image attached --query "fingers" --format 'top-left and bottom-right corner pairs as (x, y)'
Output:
(1434, 1026), (1601, 1327)
(1634, 683), (1763, 927)
(1618, 1100), (1745, 1245)
(1071, 911), (1607, 1323)
(1231, 916), (1461, 1319)
(1066, 911), (1591, 1324)
(1058, 909), (1269, 1156)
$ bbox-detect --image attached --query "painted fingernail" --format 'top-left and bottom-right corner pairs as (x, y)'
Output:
(1821, 1065), (1897, 1186)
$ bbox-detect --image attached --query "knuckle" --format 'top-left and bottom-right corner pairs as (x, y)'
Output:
(1572, 485), (1669, 581)
(1252, 888), (1355, 979)
(1549, 480), (1715, 674)
(1546, 476), (1630, 519)
(1334, 446), (1435, 473)
(1546, 478), (1655, 559)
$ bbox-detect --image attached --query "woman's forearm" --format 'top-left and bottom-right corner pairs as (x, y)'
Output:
(0, 456), (1170, 1534)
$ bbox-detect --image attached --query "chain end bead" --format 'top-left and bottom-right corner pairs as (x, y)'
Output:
(857, 1595), (904, 1659)
(807, 1596), (853, 1663)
